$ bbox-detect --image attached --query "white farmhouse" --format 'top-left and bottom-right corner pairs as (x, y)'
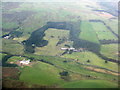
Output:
(61, 48), (68, 50)
(69, 47), (75, 50)
(20, 59), (30, 65)
(4, 35), (10, 39)
(61, 47), (75, 50)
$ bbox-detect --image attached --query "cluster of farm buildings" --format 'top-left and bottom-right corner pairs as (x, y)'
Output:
(61, 47), (86, 52)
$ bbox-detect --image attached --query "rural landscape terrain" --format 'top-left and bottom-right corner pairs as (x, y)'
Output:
(1, 0), (120, 88)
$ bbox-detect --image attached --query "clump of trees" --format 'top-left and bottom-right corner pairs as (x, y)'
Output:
(59, 71), (70, 81)
(64, 44), (70, 48)
(87, 59), (90, 63)
(10, 31), (23, 38)
(99, 39), (118, 44)
(105, 60), (108, 63)
(23, 25), (49, 53)
(56, 37), (67, 46)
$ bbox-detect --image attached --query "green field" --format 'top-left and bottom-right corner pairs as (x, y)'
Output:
(2, 22), (18, 30)
(0, 53), (7, 62)
(35, 28), (71, 56)
(2, 1), (119, 88)
(79, 21), (100, 44)
(19, 54), (118, 87)
(105, 19), (118, 35)
(7, 56), (26, 63)
(90, 22), (118, 40)
(24, 54), (118, 81)
(100, 44), (118, 60)
(1, 39), (24, 55)
(62, 80), (118, 88)
(63, 51), (118, 72)
(20, 61), (64, 86)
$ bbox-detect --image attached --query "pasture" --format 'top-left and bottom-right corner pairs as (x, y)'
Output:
(20, 61), (64, 86)
(90, 22), (118, 40)
(7, 56), (26, 63)
(2, 1), (119, 88)
(105, 19), (118, 35)
(2, 39), (24, 55)
(79, 21), (100, 44)
(100, 44), (118, 60)
(35, 28), (71, 56)
(63, 51), (118, 72)
(2, 22), (18, 30)
(61, 80), (118, 88)
(24, 54), (118, 82)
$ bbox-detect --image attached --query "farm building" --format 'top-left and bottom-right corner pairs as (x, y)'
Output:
(61, 48), (68, 50)
(20, 59), (30, 65)
(61, 47), (75, 50)
(3, 35), (10, 39)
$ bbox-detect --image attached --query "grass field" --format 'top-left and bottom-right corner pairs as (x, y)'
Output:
(63, 51), (118, 72)
(2, 2), (119, 88)
(79, 21), (100, 44)
(20, 61), (64, 86)
(2, 22), (18, 30)
(90, 22), (118, 40)
(2, 39), (24, 55)
(13, 35), (30, 42)
(24, 54), (118, 82)
(7, 56), (26, 63)
(0, 53), (7, 62)
(105, 19), (118, 35)
(61, 80), (118, 88)
(100, 44), (118, 60)
(35, 28), (71, 56)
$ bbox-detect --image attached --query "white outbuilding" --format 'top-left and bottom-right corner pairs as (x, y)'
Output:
(20, 59), (30, 65)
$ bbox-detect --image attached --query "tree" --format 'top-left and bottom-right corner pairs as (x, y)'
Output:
(59, 71), (70, 81)
(105, 60), (108, 63)
(87, 59), (90, 63)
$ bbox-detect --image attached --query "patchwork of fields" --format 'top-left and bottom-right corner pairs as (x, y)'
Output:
(1, 1), (119, 88)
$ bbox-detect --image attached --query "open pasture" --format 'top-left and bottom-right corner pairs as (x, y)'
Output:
(20, 61), (64, 86)
(100, 44), (118, 60)
(35, 28), (71, 56)
(24, 54), (118, 82)
(61, 80), (118, 88)
(79, 21), (100, 44)
(2, 39), (24, 55)
(63, 51), (118, 72)
(7, 56), (26, 63)
(90, 22), (118, 40)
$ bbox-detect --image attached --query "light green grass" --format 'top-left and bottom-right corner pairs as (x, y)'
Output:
(2, 39), (24, 55)
(20, 61), (64, 86)
(7, 56), (26, 63)
(24, 54), (118, 81)
(90, 22), (118, 40)
(105, 19), (118, 35)
(100, 44), (118, 60)
(63, 51), (118, 72)
(35, 28), (71, 56)
(79, 21), (100, 44)
(2, 22), (18, 29)
(0, 53), (7, 61)
(61, 80), (118, 88)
